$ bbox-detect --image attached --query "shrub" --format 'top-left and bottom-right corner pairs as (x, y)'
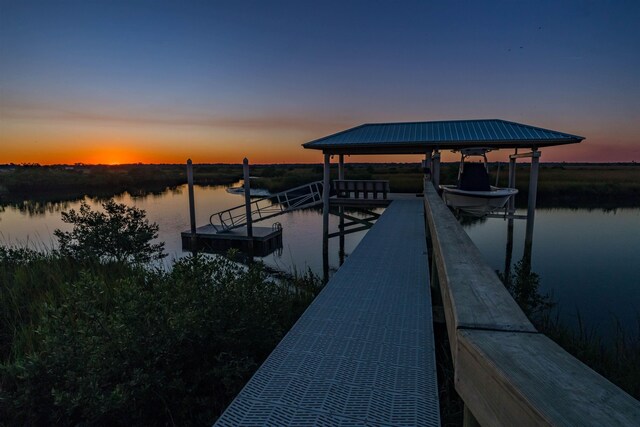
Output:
(0, 254), (321, 425)
(54, 200), (166, 264)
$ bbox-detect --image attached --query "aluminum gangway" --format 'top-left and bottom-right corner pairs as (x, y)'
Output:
(214, 200), (440, 426)
(210, 181), (324, 232)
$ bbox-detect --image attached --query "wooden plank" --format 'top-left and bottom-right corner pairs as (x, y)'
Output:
(456, 329), (640, 427)
(423, 184), (534, 357)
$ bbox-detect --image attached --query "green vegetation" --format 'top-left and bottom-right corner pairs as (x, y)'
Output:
(2, 162), (639, 209)
(0, 164), (242, 205)
(54, 200), (166, 264)
(0, 201), (321, 425)
(252, 163), (640, 207)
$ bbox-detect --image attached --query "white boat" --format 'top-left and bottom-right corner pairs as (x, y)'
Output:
(225, 186), (271, 197)
(439, 148), (518, 216)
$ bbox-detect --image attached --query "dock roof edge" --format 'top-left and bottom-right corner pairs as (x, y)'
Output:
(302, 119), (585, 153)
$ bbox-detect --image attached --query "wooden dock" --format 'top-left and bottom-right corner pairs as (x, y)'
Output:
(214, 199), (441, 426)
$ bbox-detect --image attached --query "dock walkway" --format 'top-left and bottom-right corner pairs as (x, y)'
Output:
(214, 199), (440, 426)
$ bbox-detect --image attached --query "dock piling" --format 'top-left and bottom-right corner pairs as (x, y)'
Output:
(322, 152), (331, 282)
(243, 158), (254, 255)
(187, 159), (197, 251)
(525, 149), (540, 254)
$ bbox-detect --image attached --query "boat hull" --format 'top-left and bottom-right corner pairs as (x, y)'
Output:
(226, 187), (271, 197)
(439, 185), (518, 216)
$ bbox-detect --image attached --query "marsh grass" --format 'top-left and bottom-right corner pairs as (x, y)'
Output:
(3, 163), (639, 208)
(0, 164), (242, 206)
(539, 311), (640, 398)
(252, 163), (640, 207)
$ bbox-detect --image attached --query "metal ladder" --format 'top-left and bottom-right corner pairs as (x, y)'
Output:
(209, 181), (324, 232)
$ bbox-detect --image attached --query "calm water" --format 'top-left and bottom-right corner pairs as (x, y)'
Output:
(464, 208), (640, 334)
(0, 183), (380, 278)
(1, 183), (639, 334)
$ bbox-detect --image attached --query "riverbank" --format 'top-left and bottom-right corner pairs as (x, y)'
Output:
(251, 163), (640, 208)
(0, 164), (242, 205)
(2, 163), (639, 208)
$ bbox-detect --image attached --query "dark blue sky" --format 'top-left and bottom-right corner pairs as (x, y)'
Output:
(1, 0), (638, 163)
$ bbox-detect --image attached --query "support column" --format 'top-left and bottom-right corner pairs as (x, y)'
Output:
(187, 159), (197, 252)
(337, 153), (346, 264)
(322, 152), (331, 283)
(524, 149), (540, 260)
(463, 405), (481, 427)
(508, 152), (516, 212)
(505, 217), (514, 284)
(339, 206), (345, 266)
(423, 150), (433, 193)
(432, 150), (441, 189)
(243, 158), (254, 256)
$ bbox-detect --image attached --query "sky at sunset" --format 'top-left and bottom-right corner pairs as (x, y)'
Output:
(1, 0), (639, 164)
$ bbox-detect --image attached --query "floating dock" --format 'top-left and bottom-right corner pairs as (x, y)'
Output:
(181, 224), (282, 257)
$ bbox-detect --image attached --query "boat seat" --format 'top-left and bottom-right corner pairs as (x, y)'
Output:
(459, 163), (491, 191)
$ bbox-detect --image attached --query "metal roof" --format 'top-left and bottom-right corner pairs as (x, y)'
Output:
(302, 119), (584, 154)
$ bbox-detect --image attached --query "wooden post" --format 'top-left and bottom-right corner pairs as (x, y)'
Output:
(322, 153), (331, 283)
(432, 150), (441, 189)
(422, 150), (433, 193)
(524, 149), (540, 255)
(338, 154), (345, 180)
(243, 158), (254, 256)
(508, 152), (516, 212)
(463, 405), (481, 427)
(186, 159), (197, 251)
(339, 206), (345, 266)
(505, 217), (514, 284)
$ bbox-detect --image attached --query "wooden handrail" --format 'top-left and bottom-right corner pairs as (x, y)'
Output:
(333, 179), (389, 199)
(423, 181), (640, 426)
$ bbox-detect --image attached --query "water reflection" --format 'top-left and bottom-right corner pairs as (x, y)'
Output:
(463, 207), (640, 336)
(1, 184), (638, 335)
(0, 183), (381, 280)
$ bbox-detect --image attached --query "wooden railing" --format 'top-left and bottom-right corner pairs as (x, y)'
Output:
(334, 179), (389, 199)
(423, 182), (640, 426)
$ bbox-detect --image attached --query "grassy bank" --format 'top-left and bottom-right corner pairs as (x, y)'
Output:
(252, 163), (640, 207)
(0, 248), (321, 425)
(2, 163), (639, 209)
(0, 164), (242, 205)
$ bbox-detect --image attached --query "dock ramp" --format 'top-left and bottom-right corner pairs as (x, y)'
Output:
(210, 181), (324, 232)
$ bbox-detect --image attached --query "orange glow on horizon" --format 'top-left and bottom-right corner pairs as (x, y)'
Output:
(2, 141), (639, 165)
(1, 118), (638, 165)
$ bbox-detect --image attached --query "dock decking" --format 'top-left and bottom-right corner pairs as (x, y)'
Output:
(214, 199), (440, 426)
(181, 224), (282, 256)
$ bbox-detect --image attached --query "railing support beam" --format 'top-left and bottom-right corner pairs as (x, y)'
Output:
(187, 159), (197, 251)
(508, 153), (516, 212)
(432, 150), (441, 189)
(322, 153), (331, 282)
(463, 405), (481, 427)
(524, 149), (540, 257)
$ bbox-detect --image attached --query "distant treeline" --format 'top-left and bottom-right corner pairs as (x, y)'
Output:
(1, 163), (639, 208)
(0, 164), (242, 204)
(250, 162), (640, 208)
